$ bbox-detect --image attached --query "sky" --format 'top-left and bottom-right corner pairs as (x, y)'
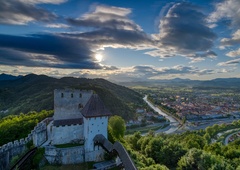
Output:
(0, 0), (240, 82)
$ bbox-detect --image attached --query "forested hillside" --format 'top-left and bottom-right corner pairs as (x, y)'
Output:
(124, 120), (240, 169)
(0, 74), (144, 120)
(0, 110), (53, 146)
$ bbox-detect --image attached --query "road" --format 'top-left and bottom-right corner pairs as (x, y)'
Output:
(184, 118), (236, 132)
(143, 95), (180, 134)
(224, 131), (240, 145)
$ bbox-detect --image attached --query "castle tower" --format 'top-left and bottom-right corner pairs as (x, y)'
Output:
(81, 94), (111, 161)
(54, 89), (93, 123)
(51, 89), (93, 145)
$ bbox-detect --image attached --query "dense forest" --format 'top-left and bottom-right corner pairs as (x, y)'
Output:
(0, 74), (144, 120)
(0, 110), (53, 146)
(123, 120), (240, 170)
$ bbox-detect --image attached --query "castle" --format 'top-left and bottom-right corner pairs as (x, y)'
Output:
(0, 89), (137, 170)
(44, 89), (111, 164)
(0, 89), (111, 169)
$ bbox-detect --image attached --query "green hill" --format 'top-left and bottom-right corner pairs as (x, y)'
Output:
(0, 74), (144, 120)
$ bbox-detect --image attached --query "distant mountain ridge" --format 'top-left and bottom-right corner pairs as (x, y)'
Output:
(0, 74), (143, 120)
(119, 77), (240, 88)
(0, 73), (22, 81)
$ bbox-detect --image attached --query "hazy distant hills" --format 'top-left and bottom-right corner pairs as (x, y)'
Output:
(0, 74), (143, 120)
(120, 78), (240, 88)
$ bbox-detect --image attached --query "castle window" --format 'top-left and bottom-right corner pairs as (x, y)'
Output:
(78, 104), (83, 109)
(61, 93), (64, 98)
(71, 93), (73, 98)
(79, 93), (82, 98)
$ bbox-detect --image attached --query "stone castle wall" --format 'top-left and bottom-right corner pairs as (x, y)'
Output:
(0, 118), (49, 170)
(54, 89), (93, 120)
(44, 145), (85, 164)
(51, 124), (84, 145)
(44, 145), (105, 165)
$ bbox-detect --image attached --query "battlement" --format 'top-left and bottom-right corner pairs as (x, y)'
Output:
(33, 121), (46, 133)
(0, 118), (48, 155)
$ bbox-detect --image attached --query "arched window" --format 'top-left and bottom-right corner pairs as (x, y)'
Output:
(79, 93), (82, 98)
(61, 93), (64, 98)
(71, 93), (73, 98)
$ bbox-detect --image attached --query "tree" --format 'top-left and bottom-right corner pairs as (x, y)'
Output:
(108, 115), (126, 142)
(177, 148), (234, 170)
(140, 164), (169, 170)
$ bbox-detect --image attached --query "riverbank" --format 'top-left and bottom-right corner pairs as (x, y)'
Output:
(143, 95), (180, 134)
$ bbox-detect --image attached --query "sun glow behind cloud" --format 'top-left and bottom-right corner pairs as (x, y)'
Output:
(95, 54), (103, 62)
(0, 0), (240, 81)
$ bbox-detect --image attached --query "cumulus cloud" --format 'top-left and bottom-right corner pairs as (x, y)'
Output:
(66, 4), (153, 50)
(45, 23), (70, 28)
(64, 65), (218, 82)
(226, 48), (240, 57)
(67, 5), (142, 31)
(0, 0), (65, 25)
(110, 65), (216, 81)
(220, 29), (240, 57)
(217, 58), (240, 66)
(208, 0), (240, 27)
(147, 2), (217, 60)
(221, 29), (240, 47)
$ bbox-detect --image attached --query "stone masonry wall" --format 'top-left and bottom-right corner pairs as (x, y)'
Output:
(44, 145), (85, 164)
(54, 89), (93, 121)
(0, 118), (49, 170)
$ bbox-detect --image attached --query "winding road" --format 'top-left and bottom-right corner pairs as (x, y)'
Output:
(143, 95), (180, 134)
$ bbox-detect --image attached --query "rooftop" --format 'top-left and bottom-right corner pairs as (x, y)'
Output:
(81, 94), (111, 118)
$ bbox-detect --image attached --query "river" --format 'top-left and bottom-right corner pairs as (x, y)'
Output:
(143, 95), (180, 134)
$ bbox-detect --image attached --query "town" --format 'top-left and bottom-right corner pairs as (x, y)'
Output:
(141, 86), (240, 121)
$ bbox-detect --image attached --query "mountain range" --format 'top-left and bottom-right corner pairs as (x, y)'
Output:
(119, 77), (240, 88)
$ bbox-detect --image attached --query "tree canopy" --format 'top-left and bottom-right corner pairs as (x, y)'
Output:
(108, 115), (126, 142)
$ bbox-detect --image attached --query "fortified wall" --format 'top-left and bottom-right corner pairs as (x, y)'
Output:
(0, 118), (49, 170)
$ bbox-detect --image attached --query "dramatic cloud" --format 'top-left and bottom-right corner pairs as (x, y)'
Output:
(217, 58), (240, 66)
(209, 0), (240, 27)
(0, 0), (65, 25)
(66, 5), (153, 50)
(147, 3), (217, 60)
(67, 5), (141, 31)
(19, 0), (67, 4)
(0, 34), (102, 69)
(0, 4), (154, 70)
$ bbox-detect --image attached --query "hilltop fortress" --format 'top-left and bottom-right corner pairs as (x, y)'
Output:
(0, 89), (136, 170)
(44, 89), (111, 164)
